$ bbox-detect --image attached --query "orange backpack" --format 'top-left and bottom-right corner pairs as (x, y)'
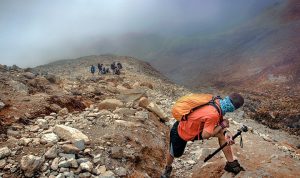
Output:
(172, 93), (222, 121)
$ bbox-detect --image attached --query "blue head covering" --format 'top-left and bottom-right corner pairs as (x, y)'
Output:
(220, 96), (235, 115)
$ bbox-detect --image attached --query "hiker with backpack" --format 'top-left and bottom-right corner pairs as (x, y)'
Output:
(117, 62), (122, 69)
(161, 93), (245, 178)
(97, 63), (102, 74)
(90, 65), (95, 75)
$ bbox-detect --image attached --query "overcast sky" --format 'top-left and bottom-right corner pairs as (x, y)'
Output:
(0, 0), (275, 67)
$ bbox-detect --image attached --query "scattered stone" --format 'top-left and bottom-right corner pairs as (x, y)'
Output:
(45, 115), (56, 120)
(93, 154), (102, 164)
(23, 72), (36, 79)
(7, 129), (21, 137)
(0, 101), (5, 109)
(55, 173), (65, 178)
(79, 172), (91, 178)
(94, 165), (106, 175)
(68, 158), (78, 168)
(45, 145), (58, 159)
(0, 147), (11, 159)
(0, 159), (7, 169)
(20, 155), (44, 177)
(58, 153), (75, 159)
(40, 162), (49, 172)
(118, 88), (146, 103)
(41, 133), (59, 144)
(77, 158), (89, 164)
(101, 170), (115, 177)
(37, 119), (48, 129)
(110, 147), (123, 159)
(80, 161), (93, 172)
(51, 158), (59, 170)
(115, 120), (141, 127)
(19, 137), (33, 146)
(140, 82), (154, 89)
(62, 144), (80, 154)
(31, 138), (41, 146)
(58, 160), (71, 168)
(29, 125), (40, 132)
(58, 108), (69, 116)
(98, 99), (124, 110)
(115, 167), (127, 176)
(72, 139), (85, 151)
(139, 97), (168, 121)
(54, 125), (90, 143)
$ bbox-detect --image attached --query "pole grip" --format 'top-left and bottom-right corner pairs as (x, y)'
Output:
(204, 130), (242, 162)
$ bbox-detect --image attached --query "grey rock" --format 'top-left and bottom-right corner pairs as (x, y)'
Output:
(20, 155), (44, 177)
(77, 158), (89, 164)
(93, 165), (106, 175)
(115, 167), (127, 176)
(7, 129), (21, 137)
(101, 170), (115, 177)
(59, 153), (75, 159)
(59, 167), (69, 173)
(0, 159), (7, 169)
(41, 133), (59, 144)
(56, 173), (65, 178)
(0, 101), (5, 109)
(79, 172), (91, 178)
(19, 137), (32, 146)
(58, 108), (69, 116)
(72, 139), (85, 151)
(51, 157), (60, 170)
(54, 125), (89, 143)
(80, 161), (93, 172)
(61, 144), (80, 154)
(37, 119), (48, 129)
(0, 147), (11, 159)
(23, 72), (36, 79)
(45, 145), (58, 159)
(29, 125), (40, 132)
(58, 160), (71, 168)
(98, 99), (124, 110)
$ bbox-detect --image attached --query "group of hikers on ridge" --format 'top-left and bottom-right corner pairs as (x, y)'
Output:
(161, 93), (245, 178)
(90, 62), (122, 75)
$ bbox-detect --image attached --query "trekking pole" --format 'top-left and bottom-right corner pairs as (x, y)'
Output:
(204, 125), (248, 162)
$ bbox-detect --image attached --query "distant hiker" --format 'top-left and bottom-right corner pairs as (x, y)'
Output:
(117, 62), (122, 69)
(101, 67), (106, 74)
(111, 62), (116, 71)
(97, 63), (102, 73)
(161, 93), (245, 178)
(115, 67), (120, 75)
(90, 65), (95, 75)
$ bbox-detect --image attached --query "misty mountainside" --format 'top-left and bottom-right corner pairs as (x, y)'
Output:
(90, 0), (300, 135)
(0, 55), (299, 178)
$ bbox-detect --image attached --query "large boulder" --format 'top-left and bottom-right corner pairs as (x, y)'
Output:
(98, 99), (124, 110)
(139, 97), (168, 121)
(53, 125), (90, 143)
(23, 72), (36, 79)
(0, 147), (11, 159)
(118, 88), (146, 103)
(20, 155), (44, 177)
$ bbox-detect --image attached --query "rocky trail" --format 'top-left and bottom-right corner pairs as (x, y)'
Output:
(0, 55), (299, 178)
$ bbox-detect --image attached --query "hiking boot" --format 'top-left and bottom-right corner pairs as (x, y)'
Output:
(224, 160), (245, 174)
(161, 165), (172, 178)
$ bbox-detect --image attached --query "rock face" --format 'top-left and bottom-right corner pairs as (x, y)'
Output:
(53, 125), (90, 143)
(0, 147), (11, 159)
(20, 155), (44, 177)
(98, 99), (124, 110)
